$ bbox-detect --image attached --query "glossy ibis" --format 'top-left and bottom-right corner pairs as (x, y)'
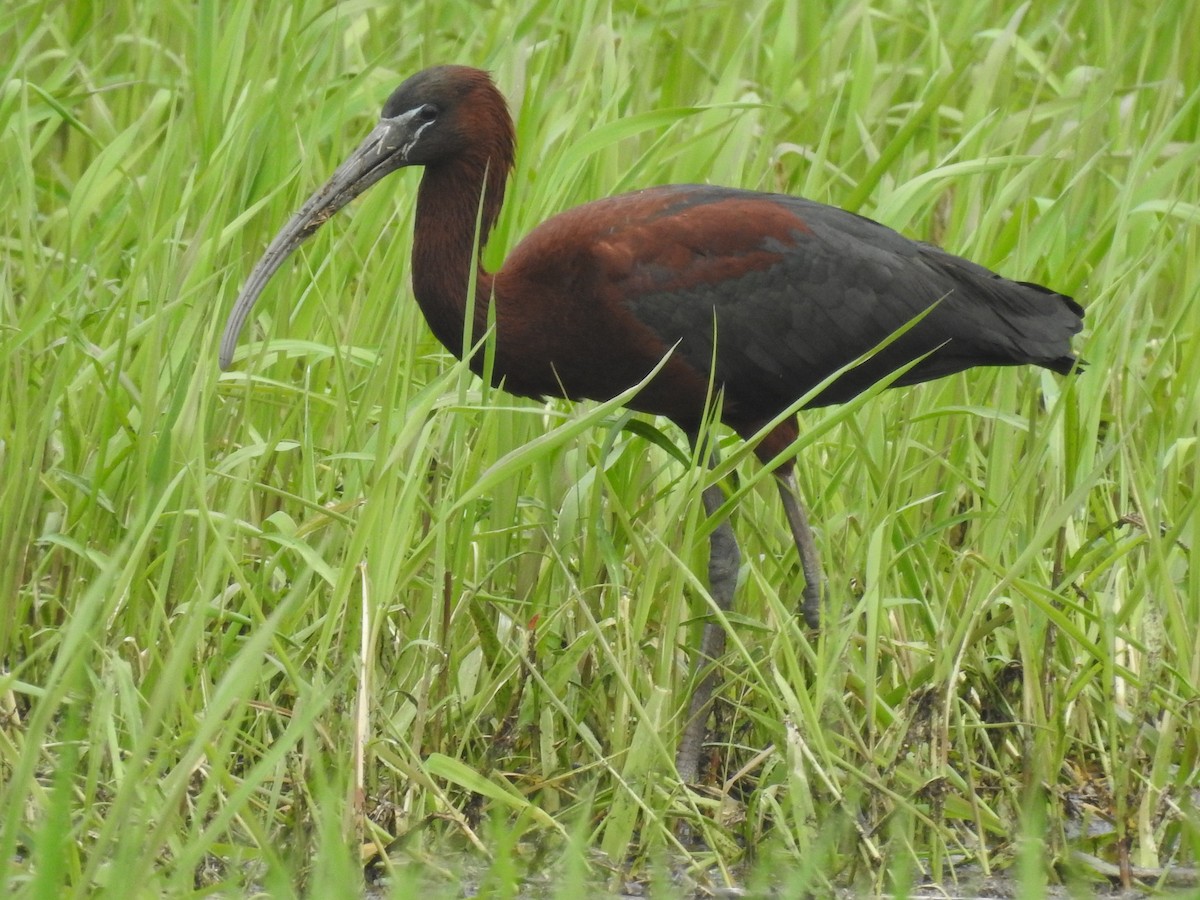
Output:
(219, 65), (1083, 784)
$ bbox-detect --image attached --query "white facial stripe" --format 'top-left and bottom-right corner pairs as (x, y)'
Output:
(377, 107), (435, 160)
(401, 119), (434, 158)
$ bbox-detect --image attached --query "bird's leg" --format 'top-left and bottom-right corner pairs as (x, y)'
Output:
(675, 480), (740, 785)
(775, 469), (824, 629)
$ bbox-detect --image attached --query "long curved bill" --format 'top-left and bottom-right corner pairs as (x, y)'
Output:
(218, 112), (425, 370)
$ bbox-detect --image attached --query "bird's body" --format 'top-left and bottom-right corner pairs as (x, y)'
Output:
(219, 65), (1083, 787)
(473, 184), (1081, 453)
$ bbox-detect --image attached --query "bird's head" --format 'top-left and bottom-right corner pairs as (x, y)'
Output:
(378, 65), (512, 166)
(218, 65), (512, 370)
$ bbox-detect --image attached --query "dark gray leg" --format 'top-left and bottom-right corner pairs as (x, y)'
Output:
(675, 481), (740, 784)
(775, 470), (823, 629)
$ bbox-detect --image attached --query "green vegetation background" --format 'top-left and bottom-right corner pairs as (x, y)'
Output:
(2, 0), (1198, 895)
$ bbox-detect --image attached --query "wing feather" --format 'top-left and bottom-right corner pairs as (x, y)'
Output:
(609, 186), (1081, 412)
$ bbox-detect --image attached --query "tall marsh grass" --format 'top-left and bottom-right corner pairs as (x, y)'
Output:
(2, 0), (1198, 895)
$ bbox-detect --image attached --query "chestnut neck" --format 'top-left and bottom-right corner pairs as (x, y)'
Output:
(411, 148), (510, 360)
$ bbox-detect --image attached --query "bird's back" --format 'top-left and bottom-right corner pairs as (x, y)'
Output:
(496, 184), (1083, 429)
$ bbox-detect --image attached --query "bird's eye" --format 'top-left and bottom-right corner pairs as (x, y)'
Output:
(417, 104), (438, 122)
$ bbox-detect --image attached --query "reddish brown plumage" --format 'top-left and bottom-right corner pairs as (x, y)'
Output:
(366, 70), (1082, 474)
(220, 66), (1082, 464)
(218, 65), (1085, 782)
